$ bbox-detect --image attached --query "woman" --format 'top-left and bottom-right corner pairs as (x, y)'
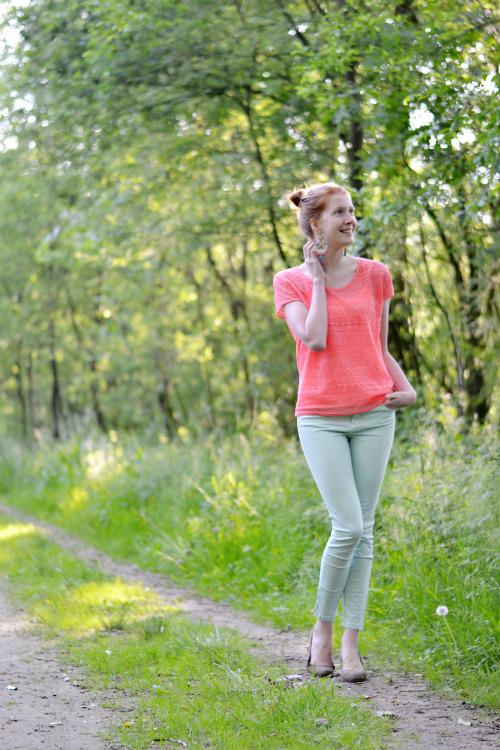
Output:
(273, 182), (416, 681)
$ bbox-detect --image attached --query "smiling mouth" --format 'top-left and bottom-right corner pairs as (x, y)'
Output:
(340, 229), (354, 233)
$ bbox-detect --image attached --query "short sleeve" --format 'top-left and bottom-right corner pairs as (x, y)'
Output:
(382, 264), (394, 300)
(273, 272), (304, 320)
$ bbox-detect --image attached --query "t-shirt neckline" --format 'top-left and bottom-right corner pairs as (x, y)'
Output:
(293, 256), (363, 291)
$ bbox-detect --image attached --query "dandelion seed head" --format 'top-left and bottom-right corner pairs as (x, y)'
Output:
(436, 605), (449, 616)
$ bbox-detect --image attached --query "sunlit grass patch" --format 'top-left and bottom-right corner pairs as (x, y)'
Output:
(34, 579), (183, 635)
(59, 485), (89, 514)
(0, 521), (40, 542)
(0, 514), (174, 638)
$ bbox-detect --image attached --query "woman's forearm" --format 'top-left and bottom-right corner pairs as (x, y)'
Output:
(305, 279), (328, 349)
(383, 351), (416, 394)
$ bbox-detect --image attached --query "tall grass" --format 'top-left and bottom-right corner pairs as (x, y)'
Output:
(1, 406), (498, 709)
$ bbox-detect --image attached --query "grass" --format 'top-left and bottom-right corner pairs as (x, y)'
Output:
(0, 511), (393, 749)
(0, 404), (498, 711)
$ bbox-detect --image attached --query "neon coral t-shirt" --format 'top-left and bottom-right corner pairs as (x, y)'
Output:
(273, 257), (396, 416)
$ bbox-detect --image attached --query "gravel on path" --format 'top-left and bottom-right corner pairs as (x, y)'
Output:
(0, 577), (130, 750)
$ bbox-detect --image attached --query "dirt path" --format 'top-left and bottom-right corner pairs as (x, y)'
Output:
(0, 575), (130, 750)
(0, 501), (498, 750)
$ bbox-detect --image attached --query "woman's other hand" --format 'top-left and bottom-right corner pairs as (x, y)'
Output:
(384, 390), (417, 409)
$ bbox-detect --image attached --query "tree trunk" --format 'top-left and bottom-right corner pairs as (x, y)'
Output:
(13, 356), (28, 438)
(49, 319), (64, 440)
(456, 185), (490, 423)
(27, 350), (39, 442)
(64, 280), (108, 433)
(153, 347), (179, 440)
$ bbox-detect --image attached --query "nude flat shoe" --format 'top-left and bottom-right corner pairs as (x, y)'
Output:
(340, 649), (367, 682)
(306, 628), (335, 677)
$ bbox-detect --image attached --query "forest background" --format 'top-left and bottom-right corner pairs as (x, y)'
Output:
(0, 0), (497, 443)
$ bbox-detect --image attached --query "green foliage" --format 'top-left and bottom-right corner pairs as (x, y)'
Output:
(0, 0), (498, 437)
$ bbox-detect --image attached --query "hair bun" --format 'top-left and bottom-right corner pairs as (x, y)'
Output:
(287, 189), (305, 208)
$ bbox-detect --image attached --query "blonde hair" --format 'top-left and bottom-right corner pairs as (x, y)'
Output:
(286, 182), (350, 240)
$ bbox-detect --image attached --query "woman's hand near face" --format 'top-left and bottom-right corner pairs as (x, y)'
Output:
(303, 239), (326, 284)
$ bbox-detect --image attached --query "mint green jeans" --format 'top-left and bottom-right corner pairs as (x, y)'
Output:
(297, 404), (396, 630)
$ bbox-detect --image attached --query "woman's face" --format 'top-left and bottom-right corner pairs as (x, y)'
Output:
(313, 192), (357, 248)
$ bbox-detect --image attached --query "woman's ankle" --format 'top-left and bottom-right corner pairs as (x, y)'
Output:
(341, 627), (359, 650)
(313, 619), (332, 636)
